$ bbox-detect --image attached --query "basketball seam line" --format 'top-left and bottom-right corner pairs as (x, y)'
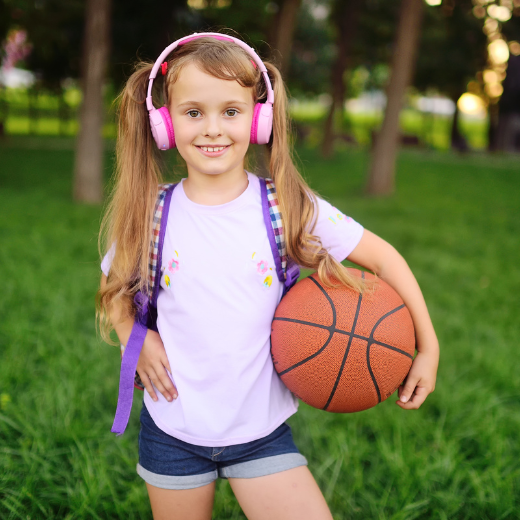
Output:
(277, 276), (337, 377)
(366, 303), (408, 403)
(272, 315), (413, 359)
(323, 272), (364, 411)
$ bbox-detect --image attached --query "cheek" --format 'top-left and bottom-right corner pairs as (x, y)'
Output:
(172, 120), (195, 146)
(232, 117), (253, 143)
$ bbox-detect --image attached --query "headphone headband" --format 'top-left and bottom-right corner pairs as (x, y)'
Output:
(146, 32), (274, 111)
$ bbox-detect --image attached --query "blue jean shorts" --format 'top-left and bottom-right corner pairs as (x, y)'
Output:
(137, 404), (308, 490)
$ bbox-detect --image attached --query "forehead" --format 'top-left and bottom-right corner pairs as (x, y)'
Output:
(170, 62), (253, 104)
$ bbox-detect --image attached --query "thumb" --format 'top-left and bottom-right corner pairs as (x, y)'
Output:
(398, 377), (418, 404)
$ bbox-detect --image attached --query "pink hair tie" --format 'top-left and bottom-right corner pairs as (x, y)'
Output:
(161, 62), (168, 75)
(250, 59), (257, 69)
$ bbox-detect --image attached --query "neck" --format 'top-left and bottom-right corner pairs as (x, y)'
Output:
(183, 166), (249, 205)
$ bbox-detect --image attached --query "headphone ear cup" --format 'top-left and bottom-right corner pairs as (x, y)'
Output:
(251, 103), (273, 145)
(149, 107), (175, 150)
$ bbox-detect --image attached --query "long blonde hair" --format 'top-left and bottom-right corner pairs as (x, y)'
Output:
(97, 34), (364, 342)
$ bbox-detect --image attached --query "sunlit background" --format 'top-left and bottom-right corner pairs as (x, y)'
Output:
(1, 0), (520, 153)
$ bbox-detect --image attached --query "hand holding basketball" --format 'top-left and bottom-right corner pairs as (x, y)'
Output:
(397, 349), (438, 410)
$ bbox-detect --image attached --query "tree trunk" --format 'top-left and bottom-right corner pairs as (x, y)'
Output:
(271, 0), (302, 78)
(366, 0), (423, 196)
(73, 0), (111, 203)
(450, 94), (468, 152)
(322, 0), (362, 157)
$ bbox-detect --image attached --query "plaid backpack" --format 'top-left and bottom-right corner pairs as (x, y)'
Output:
(111, 177), (300, 435)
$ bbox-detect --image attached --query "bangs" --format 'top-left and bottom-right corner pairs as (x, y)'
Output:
(167, 37), (265, 100)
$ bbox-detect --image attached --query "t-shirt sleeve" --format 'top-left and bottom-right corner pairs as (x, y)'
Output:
(310, 196), (364, 262)
(100, 243), (116, 276)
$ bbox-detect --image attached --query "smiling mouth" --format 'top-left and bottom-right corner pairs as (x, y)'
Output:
(195, 145), (231, 152)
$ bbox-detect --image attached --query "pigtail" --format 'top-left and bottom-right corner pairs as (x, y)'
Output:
(97, 61), (163, 342)
(265, 62), (365, 293)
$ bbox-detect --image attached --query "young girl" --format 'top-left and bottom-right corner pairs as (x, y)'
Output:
(98, 33), (439, 520)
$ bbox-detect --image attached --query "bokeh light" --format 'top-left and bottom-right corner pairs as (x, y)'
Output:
(473, 6), (487, 18)
(487, 5), (512, 22)
(457, 93), (486, 116)
(509, 41), (520, 56)
(425, 0), (442, 5)
(488, 39), (510, 64)
(187, 0), (231, 8)
(485, 82), (504, 97)
(484, 17), (499, 35)
(483, 69), (499, 83)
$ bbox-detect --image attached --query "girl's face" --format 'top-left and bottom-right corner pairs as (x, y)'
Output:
(169, 62), (255, 181)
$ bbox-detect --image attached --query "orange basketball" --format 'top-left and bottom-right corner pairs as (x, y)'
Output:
(271, 268), (415, 412)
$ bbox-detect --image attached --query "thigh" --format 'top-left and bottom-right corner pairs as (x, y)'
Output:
(229, 466), (333, 520)
(147, 481), (216, 520)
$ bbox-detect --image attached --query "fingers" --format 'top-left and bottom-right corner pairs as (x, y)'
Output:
(396, 385), (429, 410)
(150, 368), (178, 402)
(136, 362), (177, 403)
(137, 330), (177, 402)
(137, 368), (158, 402)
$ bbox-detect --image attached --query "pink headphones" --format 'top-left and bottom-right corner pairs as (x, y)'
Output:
(147, 32), (274, 150)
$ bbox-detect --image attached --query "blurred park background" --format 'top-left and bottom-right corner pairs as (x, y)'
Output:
(1, 0), (519, 518)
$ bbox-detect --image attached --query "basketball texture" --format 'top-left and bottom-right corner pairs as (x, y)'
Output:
(271, 269), (415, 413)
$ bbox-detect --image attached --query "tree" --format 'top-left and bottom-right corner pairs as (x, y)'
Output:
(366, 0), (424, 196)
(73, 0), (111, 203)
(271, 0), (303, 77)
(321, 0), (362, 157)
(414, 1), (487, 150)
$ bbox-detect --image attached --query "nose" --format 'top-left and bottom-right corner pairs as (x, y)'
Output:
(203, 114), (223, 139)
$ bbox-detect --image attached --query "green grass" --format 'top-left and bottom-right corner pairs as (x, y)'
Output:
(1, 137), (519, 519)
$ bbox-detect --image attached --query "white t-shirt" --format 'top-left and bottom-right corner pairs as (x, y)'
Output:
(102, 172), (364, 446)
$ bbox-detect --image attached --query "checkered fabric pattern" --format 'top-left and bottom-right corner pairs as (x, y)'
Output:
(148, 184), (175, 296)
(265, 178), (288, 279)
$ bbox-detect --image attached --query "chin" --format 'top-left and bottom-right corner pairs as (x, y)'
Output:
(192, 160), (244, 177)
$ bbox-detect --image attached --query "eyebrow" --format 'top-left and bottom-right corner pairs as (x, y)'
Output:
(175, 100), (250, 109)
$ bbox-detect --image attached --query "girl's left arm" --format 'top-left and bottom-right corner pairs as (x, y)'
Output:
(347, 229), (439, 410)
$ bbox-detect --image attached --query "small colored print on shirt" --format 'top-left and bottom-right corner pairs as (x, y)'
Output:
(257, 259), (269, 274)
(251, 252), (274, 289)
(328, 209), (352, 225)
(168, 250), (180, 272)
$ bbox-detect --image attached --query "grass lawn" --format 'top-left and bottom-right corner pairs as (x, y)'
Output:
(0, 137), (519, 519)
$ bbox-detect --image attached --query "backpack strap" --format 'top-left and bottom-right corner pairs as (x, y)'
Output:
(260, 178), (300, 296)
(149, 184), (177, 308)
(111, 183), (176, 435)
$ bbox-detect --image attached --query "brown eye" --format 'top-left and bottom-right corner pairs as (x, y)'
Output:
(187, 110), (200, 118)
(225, 109), (238, 117)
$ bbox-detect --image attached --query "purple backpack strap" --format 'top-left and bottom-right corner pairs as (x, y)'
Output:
(111, 183), (177, 435)
(260, 178), (300, 296)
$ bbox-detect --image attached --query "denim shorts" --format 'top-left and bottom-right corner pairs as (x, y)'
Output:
(137, 404), (308, 490)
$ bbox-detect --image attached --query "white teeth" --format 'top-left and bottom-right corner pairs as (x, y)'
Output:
(200, 146), (226, 152)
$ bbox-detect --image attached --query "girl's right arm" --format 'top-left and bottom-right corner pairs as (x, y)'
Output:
(100, 274), (177, 402)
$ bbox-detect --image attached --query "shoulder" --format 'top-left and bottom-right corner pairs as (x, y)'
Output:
(309, 195), (364, 261)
